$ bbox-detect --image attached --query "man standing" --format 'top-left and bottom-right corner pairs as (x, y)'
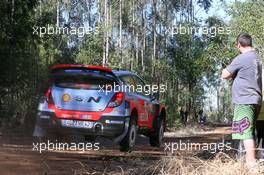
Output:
(221, 33), (262, 168)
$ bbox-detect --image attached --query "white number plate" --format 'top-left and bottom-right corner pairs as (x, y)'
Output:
(61, 120), (93, 129)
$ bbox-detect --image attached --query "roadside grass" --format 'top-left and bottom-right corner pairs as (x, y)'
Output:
(150, 152), (264, 175)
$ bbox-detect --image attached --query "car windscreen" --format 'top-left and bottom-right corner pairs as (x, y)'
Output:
(51, 69), (118, 90)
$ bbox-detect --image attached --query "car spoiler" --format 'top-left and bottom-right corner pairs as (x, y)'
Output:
(51, 64), (113, 73)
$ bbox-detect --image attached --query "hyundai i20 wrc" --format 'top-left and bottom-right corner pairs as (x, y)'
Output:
(33, 64), (166, 152)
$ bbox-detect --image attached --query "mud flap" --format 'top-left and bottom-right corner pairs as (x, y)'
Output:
(33, 125), (45, 137)
(32, 116), (45, 137)
(113, 117), (130, 144)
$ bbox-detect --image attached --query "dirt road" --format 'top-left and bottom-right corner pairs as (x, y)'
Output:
(0, 125), (231, 175)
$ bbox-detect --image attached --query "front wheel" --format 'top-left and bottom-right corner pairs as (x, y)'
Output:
(119, 119), (137, 152)
(149, 119), (164, 147)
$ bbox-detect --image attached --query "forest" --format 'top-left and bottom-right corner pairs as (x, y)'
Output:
(0, 0), (264, 128)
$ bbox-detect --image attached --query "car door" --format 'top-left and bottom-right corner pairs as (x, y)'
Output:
(132, 75), (156, 128)
(119, 75), (149, 127)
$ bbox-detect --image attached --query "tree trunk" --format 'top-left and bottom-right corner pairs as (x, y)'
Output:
(136, 33), (139, 66)
(85, 0), (91, 26)
(152, 0), (157, 77)
(11, 0), (14, 21)
(105, 0), (109, 66)
(119, 0), (123, 64)
(56, 0), (59, 27)
(102, 0), (109, 66)
(97, 0), (101, 22)
(141, 7), (146, 71)
(131, 0), (135, 70)
(39, 0), (42, 17)
(217, 88), (220, 122)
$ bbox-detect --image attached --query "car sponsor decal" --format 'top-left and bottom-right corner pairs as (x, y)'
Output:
(140, 113), (148, 121)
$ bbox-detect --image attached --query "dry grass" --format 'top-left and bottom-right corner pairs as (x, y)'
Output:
(166, 124), (231, 138)
(150, 152), (264, 175)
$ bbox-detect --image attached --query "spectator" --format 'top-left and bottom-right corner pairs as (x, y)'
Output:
(221, 33), (262, 169)
(198, 109), (204, 123)
(184, 109), (188, 124)
(179, 107), (185, 125)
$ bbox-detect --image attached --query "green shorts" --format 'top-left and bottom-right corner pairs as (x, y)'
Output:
(232, 104), (260, 140)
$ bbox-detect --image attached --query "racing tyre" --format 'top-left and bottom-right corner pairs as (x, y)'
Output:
(119, 118), (137, 152)
(149, 118), (164, 147)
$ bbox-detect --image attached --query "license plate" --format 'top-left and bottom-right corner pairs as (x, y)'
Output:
(61, 120), (93, 129)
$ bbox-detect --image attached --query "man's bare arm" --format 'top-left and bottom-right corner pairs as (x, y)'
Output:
(221, 69), (233, 80)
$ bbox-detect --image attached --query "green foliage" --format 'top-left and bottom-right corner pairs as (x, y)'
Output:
(228, 0), (264, 58)
(75, 35), (103, 65)
(1, 0), (264, 128)
(0, 0), (39, 126)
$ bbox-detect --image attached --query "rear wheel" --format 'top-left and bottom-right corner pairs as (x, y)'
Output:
(119, 118), (137, 152)
(149, 118), (164, 147)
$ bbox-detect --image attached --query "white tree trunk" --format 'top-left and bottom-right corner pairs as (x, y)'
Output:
(105, 0), (109, 66)
(141, 7), (146, 71)
(119, 0), (123, 64)
(11, 0), (14, 21)
(136, 33), (138, 66)
(102, 0), (109, 66)
(56, 0), (59, 27)
(152, 0), (157, 76)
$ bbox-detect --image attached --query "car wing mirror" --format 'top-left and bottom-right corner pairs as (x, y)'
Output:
(151, 92), (159, 101)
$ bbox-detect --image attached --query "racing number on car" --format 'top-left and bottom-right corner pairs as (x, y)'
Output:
(137, 100), (148, 121)
(140, 102), (149, 121)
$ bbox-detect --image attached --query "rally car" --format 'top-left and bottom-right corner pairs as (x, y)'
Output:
(33, 64), (166, 152)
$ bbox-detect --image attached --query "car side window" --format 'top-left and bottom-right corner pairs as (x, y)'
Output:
(119, 75), (136, 93)
(119, 75), (135, 86)
(132, 75), (149, 96)
(133, 75), (145, 87)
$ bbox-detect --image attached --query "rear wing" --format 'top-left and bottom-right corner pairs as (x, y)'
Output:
(51, 64), (113, 73)
(50, 64), (118, 81)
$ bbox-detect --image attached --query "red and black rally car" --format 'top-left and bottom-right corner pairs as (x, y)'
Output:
(33, 64), (166, 152)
